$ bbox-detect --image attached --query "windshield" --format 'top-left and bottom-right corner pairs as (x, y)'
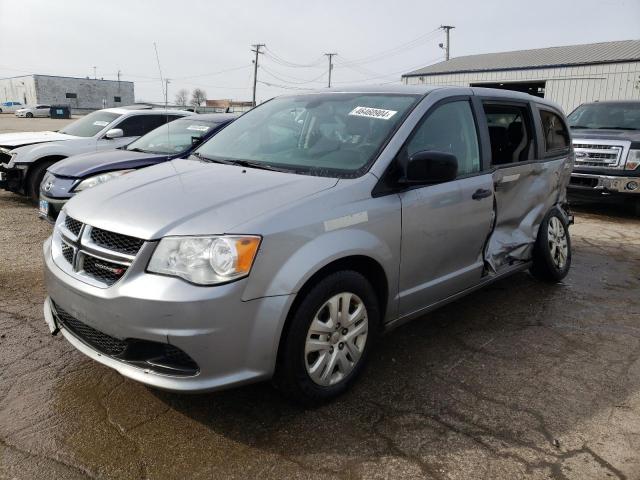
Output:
(194, 93), (420, 176)
(60, 111), (121, 137)
(126, 118), (221, 154)
(568, 103), (640, 130)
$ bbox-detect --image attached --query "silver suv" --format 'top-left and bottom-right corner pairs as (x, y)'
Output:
(43, 86), (573, 403)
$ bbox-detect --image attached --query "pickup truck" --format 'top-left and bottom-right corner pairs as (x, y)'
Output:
(567, 101), (640, 214)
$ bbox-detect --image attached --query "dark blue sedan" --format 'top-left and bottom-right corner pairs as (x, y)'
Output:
(39, 113), (238, 221)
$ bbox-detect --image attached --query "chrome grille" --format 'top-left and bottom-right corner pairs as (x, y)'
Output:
(572, 139), (628, 169)
(90, 227), (144, 256)
(64, 216), (82, 236)
(53, 213), (144, 288)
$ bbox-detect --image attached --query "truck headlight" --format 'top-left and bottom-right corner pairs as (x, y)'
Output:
(147, 235), (261, 285)
(625, 150), (640, 171)
(73, 169), (134, 192)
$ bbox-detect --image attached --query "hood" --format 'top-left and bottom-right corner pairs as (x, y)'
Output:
(49, 149), (167, 178)
(571, 128), (640, 144)
(64, 158), (338, 239)
(0, 130), (78, 148)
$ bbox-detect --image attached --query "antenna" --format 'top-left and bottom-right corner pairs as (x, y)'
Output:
(153, 42), (166, 102)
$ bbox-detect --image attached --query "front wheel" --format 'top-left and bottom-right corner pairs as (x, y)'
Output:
(274, 270), (379, 405)
(26, 160), (57, 203)
(26, 112), (33, 118)
(530, 209), (572, 282)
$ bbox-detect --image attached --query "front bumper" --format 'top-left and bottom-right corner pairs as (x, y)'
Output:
(0, 163), (25, 192)
(43, 236), (294, 392)
(39, 193), (69, 222)
(568, 172), (640, 197)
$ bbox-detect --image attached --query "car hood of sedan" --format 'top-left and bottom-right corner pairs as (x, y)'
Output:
(49, 149), (167, 178)
(64, 158), (338, 239)
(0, 131), (78, 148)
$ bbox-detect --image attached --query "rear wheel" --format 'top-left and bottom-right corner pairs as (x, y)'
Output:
(26, 160), (57, 203)
(530, 209), (571, 282)
(274, 270), (379, 405)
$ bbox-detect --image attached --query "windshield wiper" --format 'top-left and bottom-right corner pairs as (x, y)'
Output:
(191, 152), (235, 165)
(127, 147), (149, 153)
(226, 159), (288, 172)
(596, 126), (638, 130)
(570, 125), (590, 129)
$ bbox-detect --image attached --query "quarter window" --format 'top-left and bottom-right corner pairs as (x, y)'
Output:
(540, 110), (570, 153)
(406, 100), (480, 176)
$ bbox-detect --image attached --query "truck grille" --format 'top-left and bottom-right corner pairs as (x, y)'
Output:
(573, 140), (626, 168)
(53, 213), (145, 288)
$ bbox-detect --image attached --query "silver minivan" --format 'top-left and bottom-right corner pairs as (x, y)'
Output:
(43, 86), (573, 403)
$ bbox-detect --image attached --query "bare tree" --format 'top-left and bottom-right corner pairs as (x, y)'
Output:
(190, 88), (207, 107)
(174, 88), (189, 106)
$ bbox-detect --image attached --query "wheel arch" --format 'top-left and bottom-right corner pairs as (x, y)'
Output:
(24, 155), (67, 193)
(274, 254), (389, 367)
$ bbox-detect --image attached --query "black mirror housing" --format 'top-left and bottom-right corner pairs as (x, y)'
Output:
(403, 150), (458, 184)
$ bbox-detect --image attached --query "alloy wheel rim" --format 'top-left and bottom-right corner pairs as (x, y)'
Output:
(548, 217), (568, 270)
(304, 292), (368, 387)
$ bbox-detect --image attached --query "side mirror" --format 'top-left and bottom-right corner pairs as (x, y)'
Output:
(403, 150), (458, 184)
(105, 128), (124, 139)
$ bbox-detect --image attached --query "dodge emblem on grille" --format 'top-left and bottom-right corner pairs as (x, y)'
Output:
(93, 262), (126, 277)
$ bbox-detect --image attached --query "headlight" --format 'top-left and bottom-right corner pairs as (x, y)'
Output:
(73, 169), (134, 192)
(147, 235), (261, 285)
(625, 149), (640, 171)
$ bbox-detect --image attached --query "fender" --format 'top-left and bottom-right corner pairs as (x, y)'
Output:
(242, 225), (400, 318)
(11, 141), (85, 167)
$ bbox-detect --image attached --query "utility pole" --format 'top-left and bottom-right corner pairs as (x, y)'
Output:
(93, 66), (97, 79)
(117, 69), (121, 93)
(440, 25), (455, 61)
(325, 53), (337, 88)
(251, 43), (265, 107)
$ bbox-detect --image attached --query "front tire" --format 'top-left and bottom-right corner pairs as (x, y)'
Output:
(530, 208), (572, 282)
(26, 112), (33, 118)
(274, 270), (379, 405)
(26, 160), (57, 203)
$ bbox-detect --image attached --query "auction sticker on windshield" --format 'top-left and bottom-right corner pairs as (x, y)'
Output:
(93, 121), (109, 127)
(349, 106), (397, 120)
(186, 125), (210, 132)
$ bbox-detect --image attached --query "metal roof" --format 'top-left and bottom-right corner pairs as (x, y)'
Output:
(403, 39), (640, 77)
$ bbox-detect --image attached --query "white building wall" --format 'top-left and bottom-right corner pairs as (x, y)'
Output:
(403, 61), (640, 112)
(0, 76), (37, 105)
(0, 75), (135, 111)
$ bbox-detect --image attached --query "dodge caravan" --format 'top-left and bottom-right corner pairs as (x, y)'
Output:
(43, 86), (573, 403)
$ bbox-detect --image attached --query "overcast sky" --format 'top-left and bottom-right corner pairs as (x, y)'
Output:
(1, 0), (639, 104)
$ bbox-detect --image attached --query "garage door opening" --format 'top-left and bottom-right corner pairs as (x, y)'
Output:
(471, 81), (546, 98)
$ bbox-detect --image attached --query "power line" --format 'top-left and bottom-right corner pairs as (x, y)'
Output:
(263, 47), (325, 68)
(260, 66), (326, 85)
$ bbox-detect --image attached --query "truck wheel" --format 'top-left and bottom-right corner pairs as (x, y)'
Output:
(26, 112), (33, 118)
(26, 160), (57, 203)
(530, 209), (572, 282)
(274, 270), (379, 405)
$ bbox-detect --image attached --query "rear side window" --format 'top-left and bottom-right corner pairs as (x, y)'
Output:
(116, 114), (177, 137)
(540, 110), (570, 153)
(483, 103), (534, 165)
(406, 100), (480, 176)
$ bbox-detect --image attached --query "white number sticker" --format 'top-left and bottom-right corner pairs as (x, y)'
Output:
(186, 125), (210, 132)
(93, 121), (109, 127)
(348, 106), (397, 120)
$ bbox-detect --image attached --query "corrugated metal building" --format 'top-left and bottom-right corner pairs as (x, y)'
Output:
(0, 74), (135, 112)
(402, 40), (640, 113)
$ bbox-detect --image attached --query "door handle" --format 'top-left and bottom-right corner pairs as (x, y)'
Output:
(472, 188), (492, 200)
